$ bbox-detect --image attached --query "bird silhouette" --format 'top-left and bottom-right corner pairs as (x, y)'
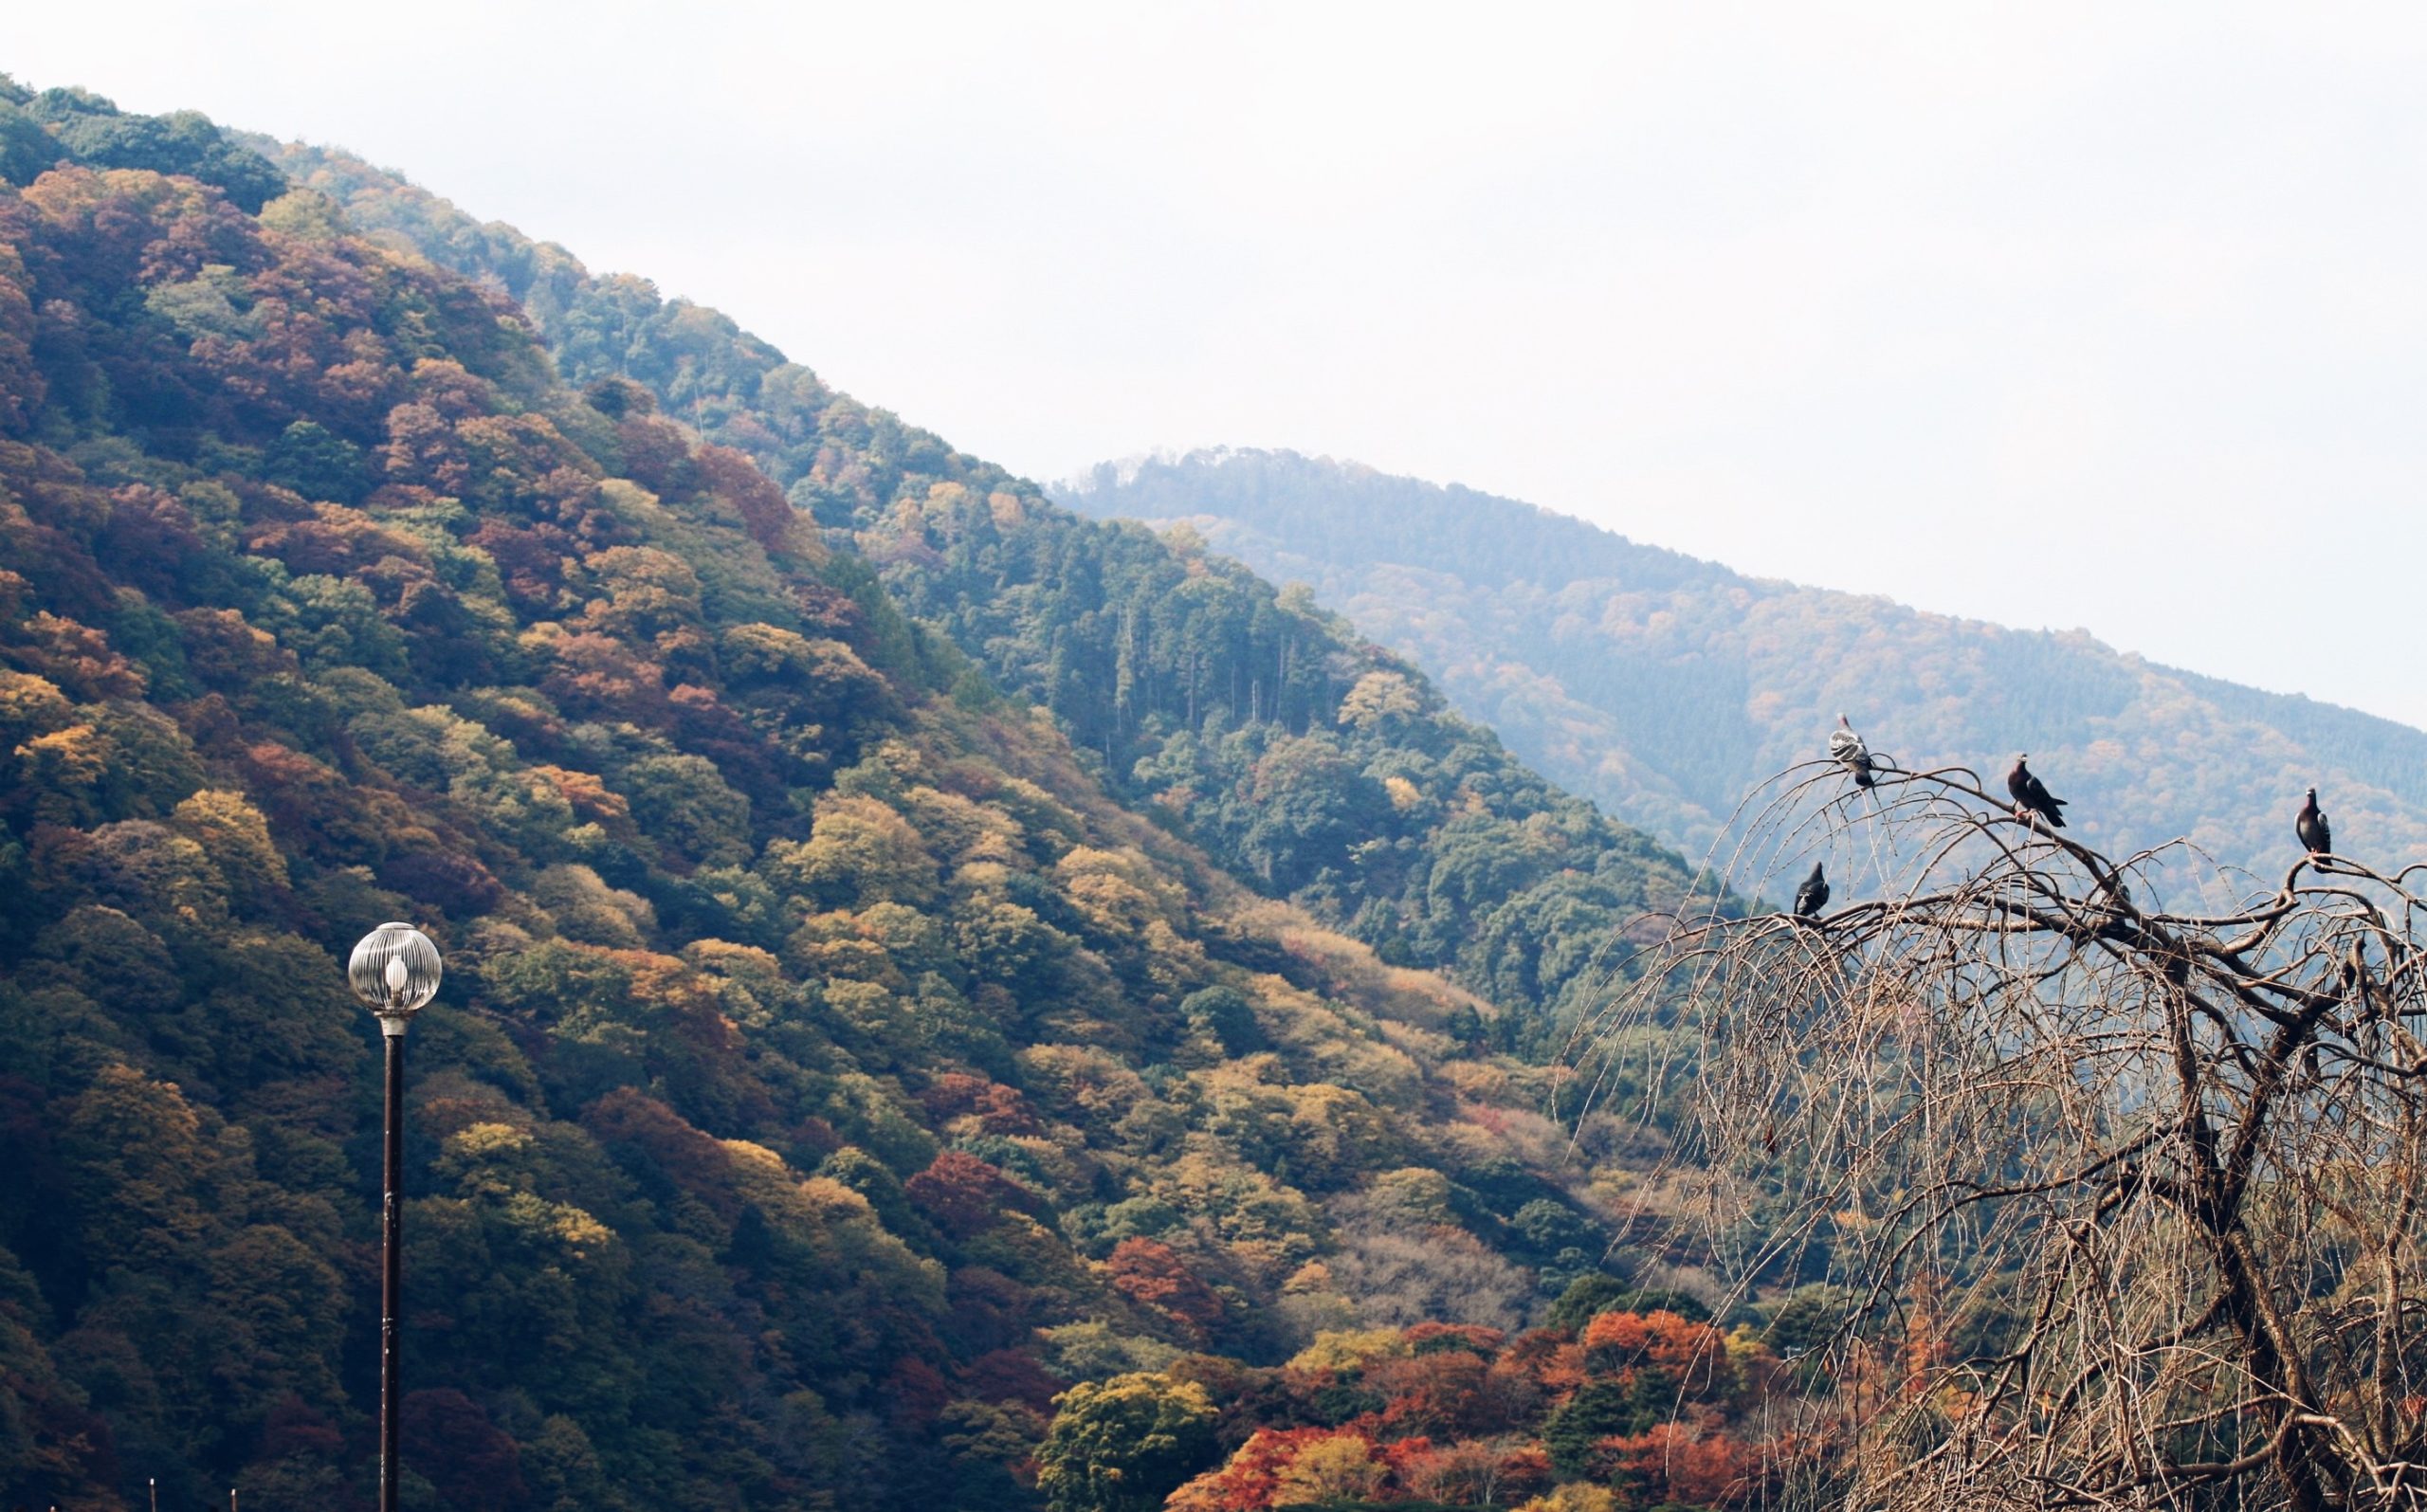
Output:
(2007, 756), (2068, 829)
(2297, 787), (2332, 856)
(1829, 714), (1875, 788)
(1794, 861), (1830, 919)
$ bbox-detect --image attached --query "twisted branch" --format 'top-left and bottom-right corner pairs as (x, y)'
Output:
(1579, 761), (2427, 1510)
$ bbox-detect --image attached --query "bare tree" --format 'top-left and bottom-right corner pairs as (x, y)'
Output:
(1582, 759), (2427, 1511)
(1328, 1214), (1537, 1334)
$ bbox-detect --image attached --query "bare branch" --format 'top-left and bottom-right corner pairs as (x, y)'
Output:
(1582, 764), (2427, 1510)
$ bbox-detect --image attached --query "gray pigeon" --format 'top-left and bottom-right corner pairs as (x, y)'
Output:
(1794, 862), (1830, 918)
(1829, 714), (1875, 788)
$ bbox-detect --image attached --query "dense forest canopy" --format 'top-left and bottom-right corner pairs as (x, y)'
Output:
(0, 79), (1801, 1512)
(1056, 447), (2427, 884)
(249, 138), (1713, 1056)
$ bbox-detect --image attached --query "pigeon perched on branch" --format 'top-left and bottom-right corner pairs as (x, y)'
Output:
(1829, 715), (1875, 788)
(2007, 756), (2068, 829)
(1793, 862), (1830, 919)
(2297, 787), (2332, 856)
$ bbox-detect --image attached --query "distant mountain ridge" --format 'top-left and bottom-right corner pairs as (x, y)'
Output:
(1056, 448), (2427, 885)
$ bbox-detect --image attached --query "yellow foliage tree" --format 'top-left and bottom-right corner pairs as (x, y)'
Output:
(766, 793), (938, 907)
(1512, 1484), (1620, 1512)
(1271, 1434), (1386, 1505)
(171, 789), (290, 906)
(1286, 1327), (1409, 1375)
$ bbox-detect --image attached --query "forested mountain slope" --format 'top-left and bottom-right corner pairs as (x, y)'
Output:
(1059, 448), (2427, 884)
(0, 82), (1759, 1512)
(254, 137), (1706, 1049)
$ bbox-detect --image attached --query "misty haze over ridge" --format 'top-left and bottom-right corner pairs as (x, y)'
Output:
(18, 8), (2427, 735)
(1055, 446), (2427, 886)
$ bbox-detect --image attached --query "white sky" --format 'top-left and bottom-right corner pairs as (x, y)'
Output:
(20, 4), (2427, 729)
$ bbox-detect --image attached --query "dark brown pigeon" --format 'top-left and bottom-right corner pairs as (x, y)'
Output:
(2297, 787), (2332, 855)
(1793, 861), (1830, 918)
(2007, 755), (2067, 829)
(1829, 714), (1875, 788)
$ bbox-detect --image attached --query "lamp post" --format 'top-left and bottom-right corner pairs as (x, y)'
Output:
(347, 923), (441, 1512)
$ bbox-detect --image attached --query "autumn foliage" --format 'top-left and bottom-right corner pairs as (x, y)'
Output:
(0, 78), (1782, 1512)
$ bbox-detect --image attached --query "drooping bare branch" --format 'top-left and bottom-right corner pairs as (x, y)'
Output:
(1581, 761), (2427, 1511)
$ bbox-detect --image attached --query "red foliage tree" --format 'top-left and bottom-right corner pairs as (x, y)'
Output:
(885, 1356), (955, 1430)
(694, 442), (803, 555)
(1105, 1237), (1226, 1343)
(1581, 1308), (1729, 1394)
(580, 1086), (741, 1223)
(922, 1072), (1042, 1136)
(959, 1347), (1063, 1411)
(1607, 1421), (1754, 1507)
(905, 1150), (1037, 1238)
(1404, 1321), (1505, 1356)
(400, 1388), (526, 1512)
(1368, 1347), (1498, 1438)
(1177, 1426), (1375, 1512)
(1499, 1327), (1588, 1398)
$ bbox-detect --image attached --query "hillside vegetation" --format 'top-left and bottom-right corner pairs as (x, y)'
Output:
(252, 140), (1709, 1053)
(0, 83), (1776, 1512)
(1059, 448), (2427, 889)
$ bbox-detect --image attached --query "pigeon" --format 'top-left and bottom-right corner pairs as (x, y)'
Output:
(2297, 787), (2332, 856)
(1793, 861), (1830, 919)
(2007, 755), (2068, 829)
(1829, 714), (1876, 788)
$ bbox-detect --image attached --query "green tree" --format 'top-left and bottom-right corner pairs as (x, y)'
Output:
(0, 100), (60, 187)
(1542, 1377), (1659, 1478)
(262, 420), (369, 504)
(1036, 1373), (1217, 1512)
(1179, 985), (1263, 1056)
(35, 98), (285, 211)
(621, 752), (752, 865)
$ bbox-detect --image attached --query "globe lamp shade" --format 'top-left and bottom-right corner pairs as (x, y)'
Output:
(349, 922), (442, 1028)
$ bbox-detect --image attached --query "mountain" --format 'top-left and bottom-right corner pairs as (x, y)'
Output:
(252, 137), (1712, 1052)
(1056, 448), (2427, 888)
(0, 80), (1769, 1512)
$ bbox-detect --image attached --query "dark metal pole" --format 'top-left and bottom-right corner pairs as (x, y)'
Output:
(379, 1026), (405, 1512)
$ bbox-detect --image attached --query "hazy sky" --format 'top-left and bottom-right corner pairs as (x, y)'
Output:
(20, 4), (2427, 728)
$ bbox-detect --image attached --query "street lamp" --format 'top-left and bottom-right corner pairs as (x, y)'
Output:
(347, 922), (441, 1512)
